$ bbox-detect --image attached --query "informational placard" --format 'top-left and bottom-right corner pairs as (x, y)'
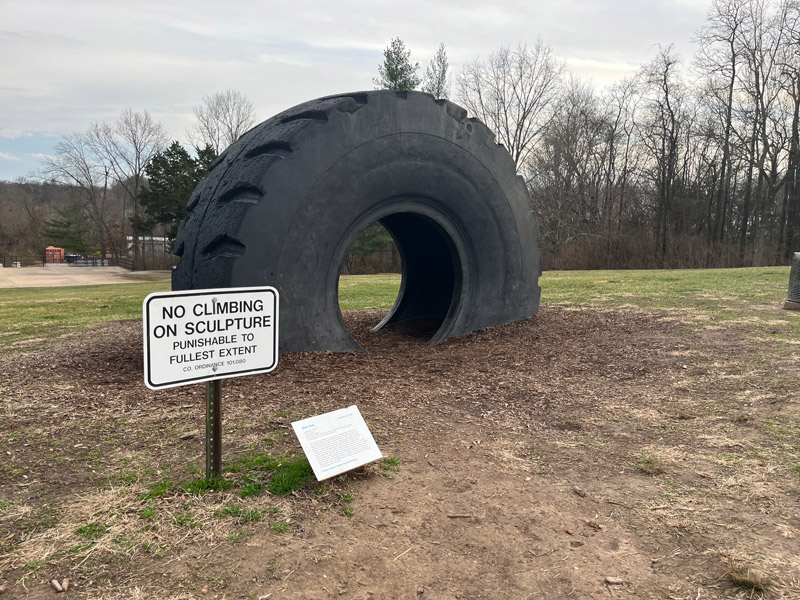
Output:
(143, 287), (278, 390)
(292, 406), (382, 481)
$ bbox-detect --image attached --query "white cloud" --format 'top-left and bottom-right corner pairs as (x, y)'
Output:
(0, 128), (31, 139)
(0, 0), (714, 181)
(0, 151), (20, 161)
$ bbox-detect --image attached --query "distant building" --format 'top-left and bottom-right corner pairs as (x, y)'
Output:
(45, 246), (65, 263)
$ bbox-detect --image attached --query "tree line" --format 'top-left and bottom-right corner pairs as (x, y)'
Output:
(0, 91), (255, 269)
(524, 0), (800, 269)
(3, 2), (800, 271)
(374, 0), (800, 269)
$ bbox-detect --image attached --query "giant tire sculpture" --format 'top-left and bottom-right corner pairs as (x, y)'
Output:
(173, 90), (541, 354)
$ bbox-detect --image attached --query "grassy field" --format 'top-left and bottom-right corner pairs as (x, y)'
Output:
(0, 267), (793, 346)
(541, 266), (790, 307)
(337, 273), (401, 310)
(0, 282), (171, 346)
(543, 266), (797, 335)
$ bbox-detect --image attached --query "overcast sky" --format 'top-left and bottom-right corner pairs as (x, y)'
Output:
(0, 0), (712, 182)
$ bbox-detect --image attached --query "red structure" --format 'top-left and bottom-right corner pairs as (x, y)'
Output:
(45, 246), (65, 263)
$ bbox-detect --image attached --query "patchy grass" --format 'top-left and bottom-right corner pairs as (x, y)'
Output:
(142, 479), (174, 499)
(223, 451), (314, 497)
(238, 480), (265, 499)
(635, 453), (666, 475)
(214, 505), (263, 524)
(172, 511), (198, 528)
(271, 520), (288, 534)
(74, 522), (108, 541)
(227, 529), (254, 542)
(381, 455), (400, 471)
(183, 476), (235, 494)
(0, 281), (170, 347)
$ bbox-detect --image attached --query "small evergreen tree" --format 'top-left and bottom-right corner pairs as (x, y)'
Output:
(43, 198), (97, 254)
(422, 43), (450, 99)
(139, 142), (216, 245)
(374, 38), (420, 91)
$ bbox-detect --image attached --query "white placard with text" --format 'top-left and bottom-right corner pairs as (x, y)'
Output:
(292, 406), (382, 480)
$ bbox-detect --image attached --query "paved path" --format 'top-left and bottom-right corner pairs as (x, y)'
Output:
(0, 263), (171, 288)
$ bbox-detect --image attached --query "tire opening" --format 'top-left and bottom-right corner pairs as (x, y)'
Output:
(344, 212), (461, 343)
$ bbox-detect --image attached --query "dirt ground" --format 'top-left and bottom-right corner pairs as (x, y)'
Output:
(0, 305), (798, 599)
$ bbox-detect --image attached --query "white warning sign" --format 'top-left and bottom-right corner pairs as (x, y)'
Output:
(143, 286), (278, 390)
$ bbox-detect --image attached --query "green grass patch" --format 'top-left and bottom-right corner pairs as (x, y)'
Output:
(0, 281), (170, 346)
(225, 451), (282, 474)
(268, 459), (314, 496)
(117, 471), (140, 485)
(214, 505), (263, 524)
(172, 511), (199, 528)
(68, 542), (93, 554)
(224, 451), (314, 496)
(23, 559), (45, 572)
(227, 529), (254, 542)
(75, 522), (108, 541)
(381, 456), (400, 472)
(540, 266), (790, 308)
(238, 479), (265, 499)
(142, 479), (174, 499)
(271, 520), (288, 534)
(337, 274), (400, 310)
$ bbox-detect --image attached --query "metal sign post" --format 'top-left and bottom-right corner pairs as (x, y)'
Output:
(206, 379), (222, 478)
(142, 286), (279, 480)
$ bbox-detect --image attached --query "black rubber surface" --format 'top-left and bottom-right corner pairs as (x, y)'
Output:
(172, 91), (541, 353)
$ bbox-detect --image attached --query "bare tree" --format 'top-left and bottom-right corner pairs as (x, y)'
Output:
(88, 109), (168, 267)
(456, 40), (564, 171)
(0, 182), (50, 259)
(421, 43), (450, 99)
(637, 45), (688, 263)
(189, 89), (257, 154)
(734, 0), (791, 254)
(694, 0), (747, 244)
(776, 0), (800, 260)
(38, 132), (118, 258)
(528, 78), (608, 267)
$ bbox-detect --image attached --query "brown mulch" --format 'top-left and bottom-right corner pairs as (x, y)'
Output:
(1, 306), (798, 599)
